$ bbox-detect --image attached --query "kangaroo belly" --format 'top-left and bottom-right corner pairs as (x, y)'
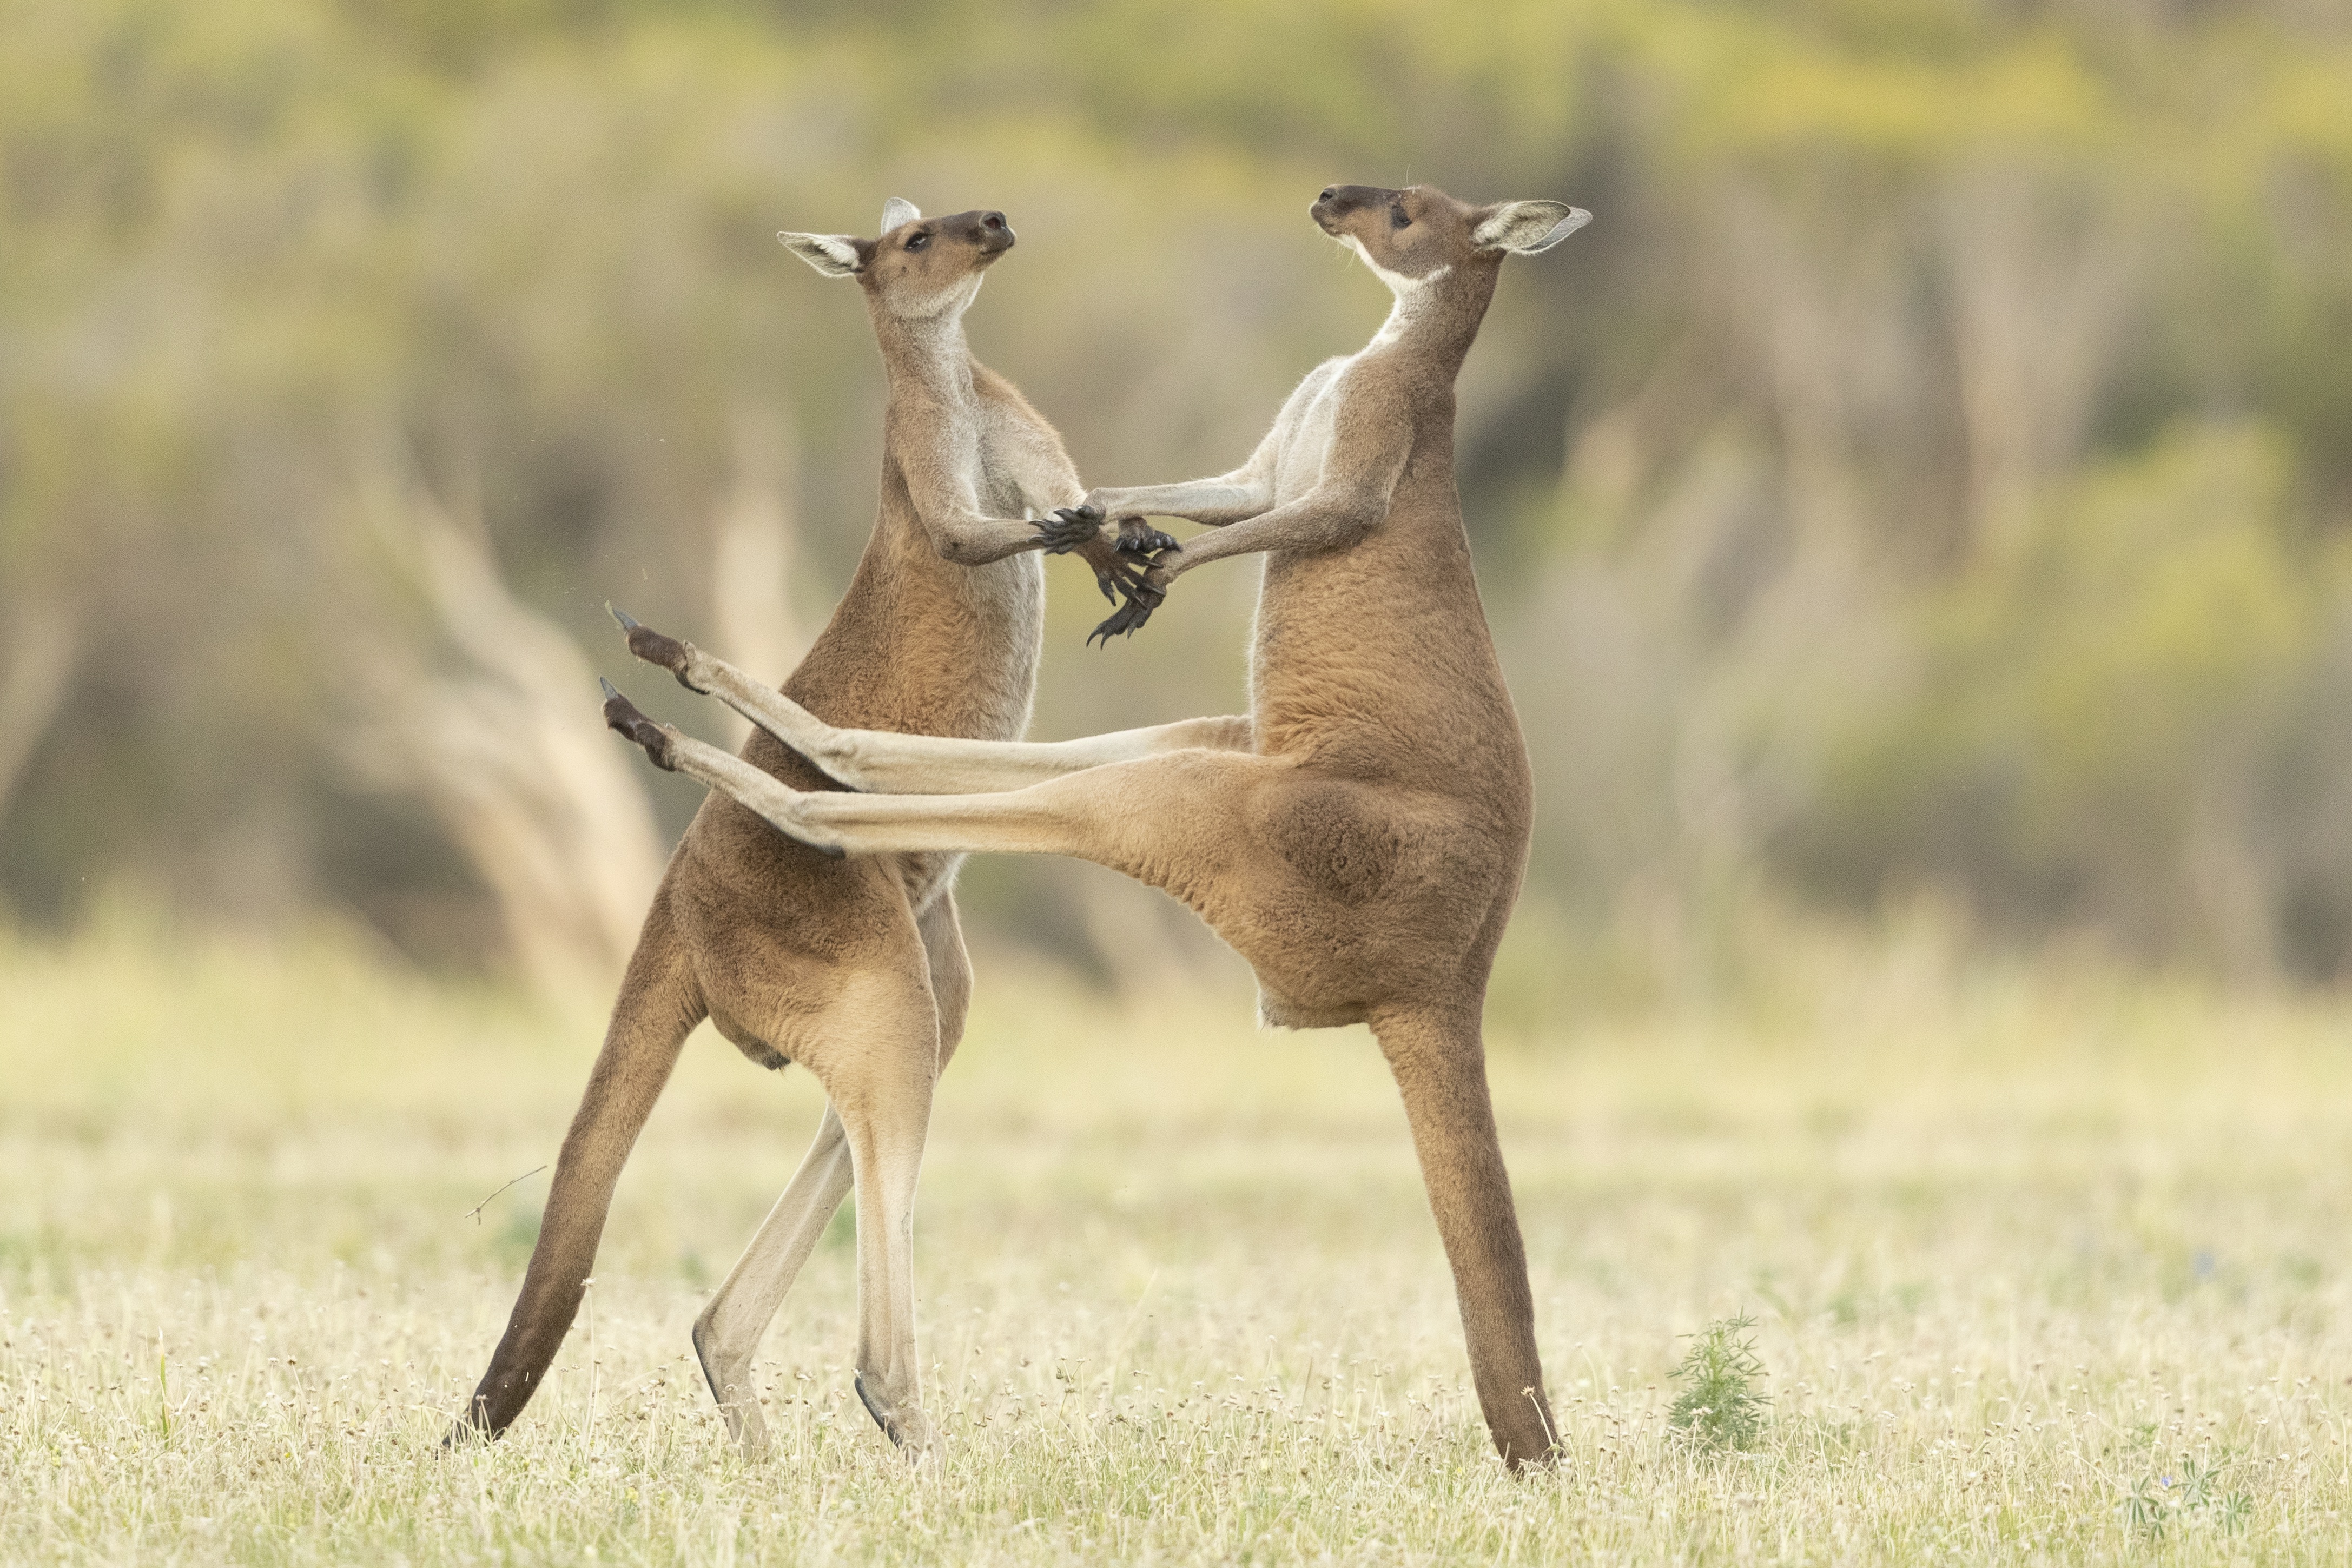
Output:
(1251, 531), (1525, 812)
(672, 528), (1039, 1051)
(790, 541), (1043, 746)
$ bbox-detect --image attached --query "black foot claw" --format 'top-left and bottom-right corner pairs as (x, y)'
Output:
(854, 1372), (900, 1445)
(600, 678), (676, 771)
(609, 605), (699, 690)
(1033, 504), (1105, 555)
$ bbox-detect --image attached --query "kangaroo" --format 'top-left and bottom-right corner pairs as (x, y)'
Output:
(599, 184), (1590, 1468)
(454, 199), (1161, 1455)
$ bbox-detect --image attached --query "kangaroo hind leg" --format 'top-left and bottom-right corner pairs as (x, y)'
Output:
(458, 899), (705, 1439)
(812, 973), (949, 1457)
(689, 893), (970, 1458)
(1369, 1002), (1556, 1470)
(691, 1104), (852, 1457)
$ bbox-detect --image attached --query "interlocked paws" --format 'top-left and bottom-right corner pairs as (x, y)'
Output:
(1115, 516), (1179, 558)
(1036, 508), (1182, 626)
(1088, 559), (1171, 645)
(607, 603), (703, 691)
(1032, 505), (1106, 555)
(1032, 503), (1178, 562)
(600, 678), (677, 771)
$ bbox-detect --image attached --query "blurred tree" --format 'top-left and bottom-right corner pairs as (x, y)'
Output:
(3, 0), (2350, 994)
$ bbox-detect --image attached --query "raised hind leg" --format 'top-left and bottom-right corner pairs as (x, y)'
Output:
(607, 614), (1248, 794)
(688, 894), (973, 1456)
(603, 691), (1283, 875)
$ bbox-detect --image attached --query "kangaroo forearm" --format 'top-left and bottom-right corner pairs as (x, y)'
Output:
(1163, 491), (1384, 578)
(927, 512), (1046, 565)
(1088, 479), (1271, 525)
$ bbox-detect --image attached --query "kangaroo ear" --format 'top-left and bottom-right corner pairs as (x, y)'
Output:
(878, 197), (921, 233)
(777, 231), (868, 277)
(1472, 201), (1591, 254)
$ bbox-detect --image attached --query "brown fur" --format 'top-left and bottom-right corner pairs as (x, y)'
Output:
(455, 202), (1137, 1455)
(615, 186), (1588, 1468)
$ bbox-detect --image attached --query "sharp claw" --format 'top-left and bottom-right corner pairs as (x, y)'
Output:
(1087, 602), (1137, 646)
(599, 676), (622, 703)
(607, 602), (641, 633)
(617, 618), (701, 689)
(600, 683), (677, 771)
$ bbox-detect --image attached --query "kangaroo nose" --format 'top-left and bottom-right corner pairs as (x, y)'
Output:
(981, 212), (1006, 231)
(1319, 188), (1337, 202)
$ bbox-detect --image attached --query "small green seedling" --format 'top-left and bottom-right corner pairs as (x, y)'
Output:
(1667, 1313), (1770, 1453)
(2126, 1452), (2252, 1538)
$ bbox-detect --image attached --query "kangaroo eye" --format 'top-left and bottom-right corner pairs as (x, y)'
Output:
(1390, 206), (1411, 228)
(906, 231), (929, 251)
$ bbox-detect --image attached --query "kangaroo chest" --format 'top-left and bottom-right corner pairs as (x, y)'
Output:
(1270, 361), (1353, 505)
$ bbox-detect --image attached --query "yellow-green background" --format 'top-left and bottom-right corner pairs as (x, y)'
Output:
(8, 2), (2352, 1561)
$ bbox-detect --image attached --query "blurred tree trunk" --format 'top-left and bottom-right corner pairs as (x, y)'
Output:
(708, 405), (810, 745)
(0, 596), (77, 831)
(339, 465), (668, 997)
(1941, 169), (2140, 562)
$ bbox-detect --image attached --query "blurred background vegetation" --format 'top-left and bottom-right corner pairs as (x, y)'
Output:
(4, 0), (2350, 1009)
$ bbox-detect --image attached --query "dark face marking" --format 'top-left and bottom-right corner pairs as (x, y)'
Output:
(1310, 184), (1478, 279)
(861, 208), (1017, 306)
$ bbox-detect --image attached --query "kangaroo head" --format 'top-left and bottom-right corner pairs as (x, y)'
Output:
(1311, 184), (1590, 290)
(778, 200), (1016, 320)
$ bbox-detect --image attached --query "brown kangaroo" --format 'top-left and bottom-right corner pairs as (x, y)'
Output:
(454, 198), (1159, 1455)
(602, 184), (1590, 1468)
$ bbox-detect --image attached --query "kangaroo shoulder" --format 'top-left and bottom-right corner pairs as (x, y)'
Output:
(1266, 358), (1352, 445)
(1296, 356), (1351, 401)
(972, 361), (1049, 431)
(972, 360), (1073, 481)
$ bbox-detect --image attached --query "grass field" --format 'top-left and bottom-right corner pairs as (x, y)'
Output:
(5, 908), (2352, 1563)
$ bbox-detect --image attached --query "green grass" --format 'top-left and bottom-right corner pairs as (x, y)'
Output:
(4, 909), (2351, 1562)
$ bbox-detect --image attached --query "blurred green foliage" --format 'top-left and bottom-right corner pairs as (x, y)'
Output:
(3, 0), (2350, 990)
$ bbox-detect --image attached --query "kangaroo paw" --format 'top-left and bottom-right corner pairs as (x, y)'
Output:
(1087, 576), (1167, 645)
(1033, 504), (1105, 556)
(1115, 517), (1179, 558)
